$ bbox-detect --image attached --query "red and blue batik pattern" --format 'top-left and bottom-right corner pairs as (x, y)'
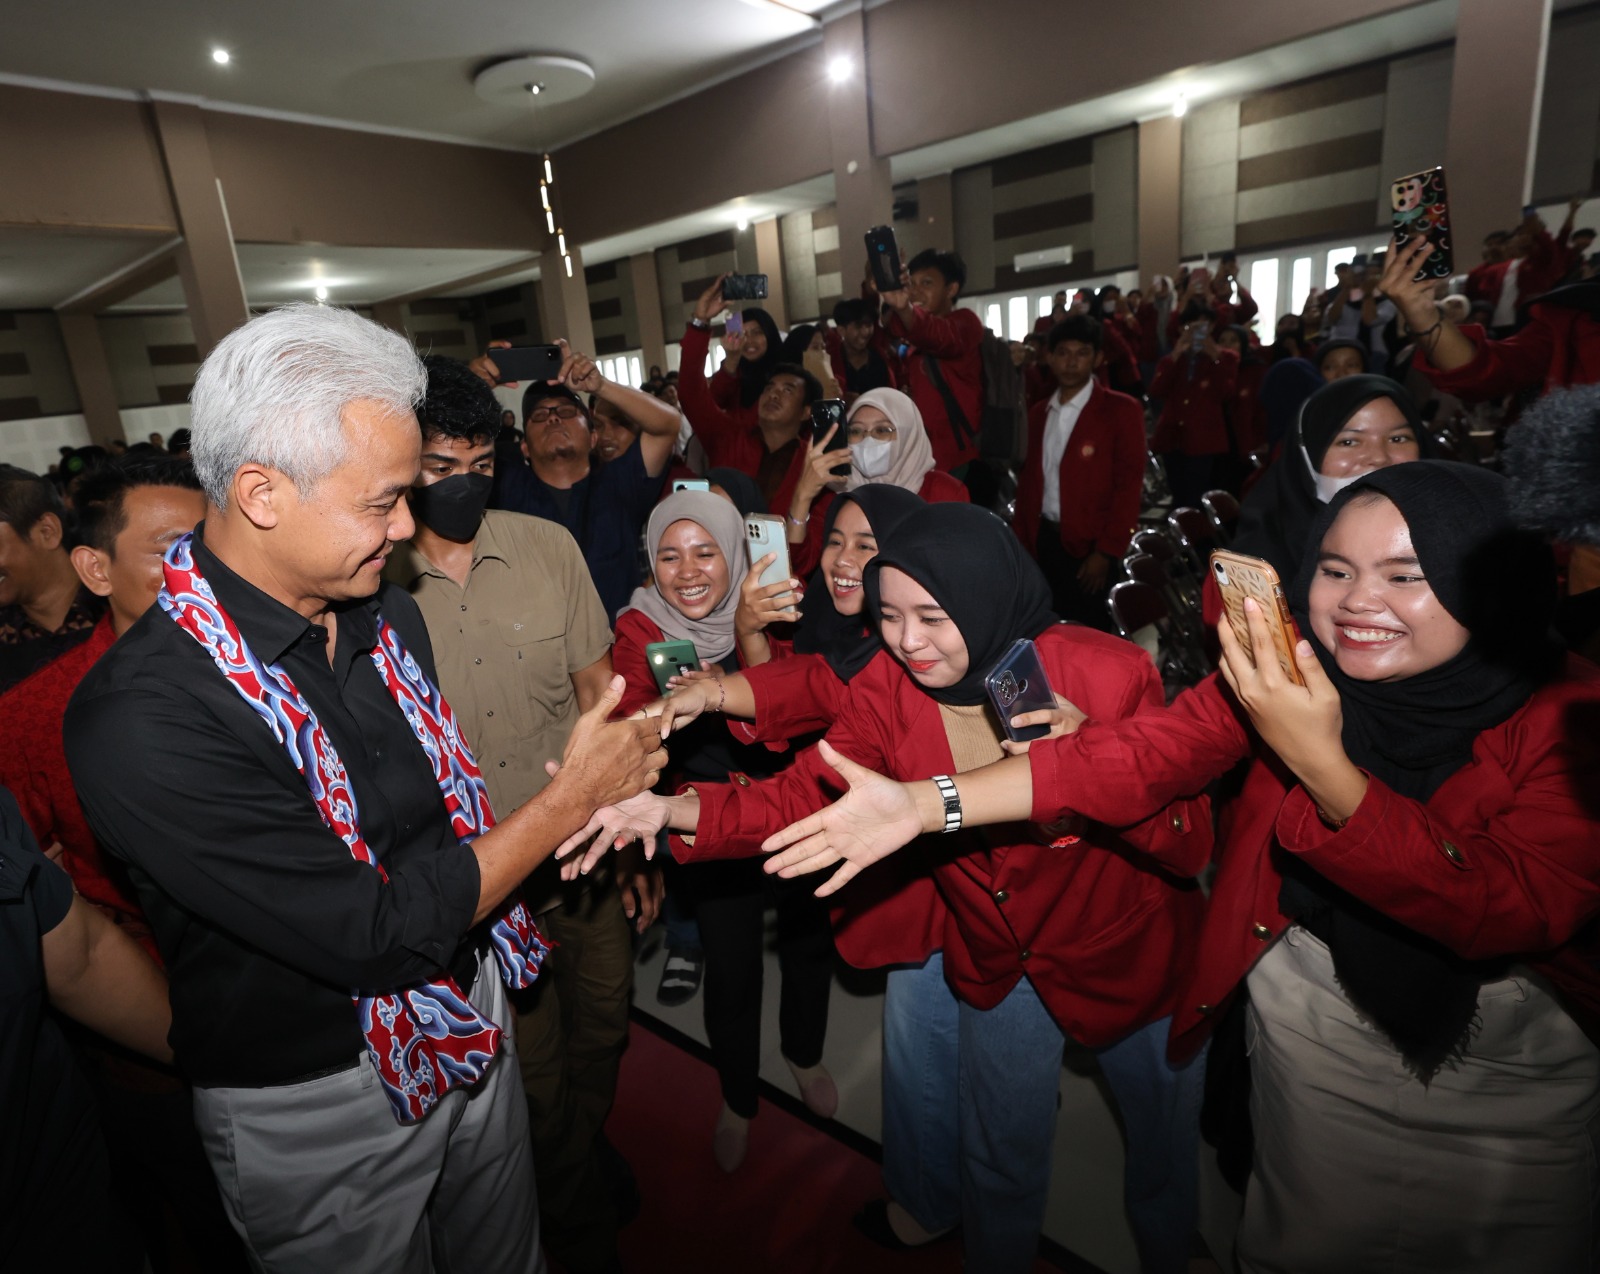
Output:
(157, 533), (547, 1123)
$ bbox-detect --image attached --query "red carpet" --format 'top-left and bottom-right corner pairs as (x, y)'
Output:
(606, 1013), (1066, 1273)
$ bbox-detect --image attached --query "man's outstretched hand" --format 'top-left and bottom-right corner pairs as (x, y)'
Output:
(558, 676), (669, 811)
(760, 741), (930, 897)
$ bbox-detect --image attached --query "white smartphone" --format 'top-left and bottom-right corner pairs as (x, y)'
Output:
(744, 514), (795, 613)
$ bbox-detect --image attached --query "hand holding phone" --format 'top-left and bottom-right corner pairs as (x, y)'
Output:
(722, 274), (769, 302)
(864, 225), (904, 294)
(486, 345), (565, 384)
(1390, 167), (1453, 281)
(744, 515), (796, 615)
(645, 640), (701, 697)
(984, 639), (1059, 743)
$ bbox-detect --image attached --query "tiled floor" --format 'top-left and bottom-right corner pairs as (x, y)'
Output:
(631, 921), (1244, 1274)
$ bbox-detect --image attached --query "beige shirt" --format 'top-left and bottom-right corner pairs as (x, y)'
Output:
(385, 510), (612, 822)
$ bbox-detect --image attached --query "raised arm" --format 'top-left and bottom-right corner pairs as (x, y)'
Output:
(561, 342), (681, 478)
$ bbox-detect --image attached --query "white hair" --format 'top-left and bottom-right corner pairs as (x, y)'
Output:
(189, 303), (425, 508)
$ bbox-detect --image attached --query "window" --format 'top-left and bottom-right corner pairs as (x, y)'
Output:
(1290, 257), (1313, 317)
(628, 356), (643, 388)
(1007, 296), (1030, 341)
(1249, 259), (1279, 338)
(1038, 295), (1053, 318)
(1325, 246), (1357, 289)
(984, 302), (1003, 337)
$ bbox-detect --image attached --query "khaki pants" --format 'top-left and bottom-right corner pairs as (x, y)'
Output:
(513, 879), (634, 1274)
(1240, 926), (1600, 1274)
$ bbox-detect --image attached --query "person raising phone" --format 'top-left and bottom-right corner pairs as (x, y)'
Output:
(761, 462), (1600, 1273)
(566, 503), (1209, 1274)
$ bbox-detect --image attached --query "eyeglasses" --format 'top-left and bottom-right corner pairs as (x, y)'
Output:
(527, 405), (583, 423)
(846, 424), (897, 443)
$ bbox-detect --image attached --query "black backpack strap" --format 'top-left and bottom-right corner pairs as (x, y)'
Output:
(922, 354), (976, 450)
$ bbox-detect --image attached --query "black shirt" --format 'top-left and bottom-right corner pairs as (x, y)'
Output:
(0, 787), (132, 1269)
(839, 348), (894, 396)
(0, 585), (106, 694)
(64, 531), (483, 1088)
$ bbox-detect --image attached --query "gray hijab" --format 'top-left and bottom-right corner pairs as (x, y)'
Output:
(622, 490), (749, 662)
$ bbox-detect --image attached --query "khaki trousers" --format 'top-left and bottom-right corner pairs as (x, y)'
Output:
(1240, 926), (1600, 1274)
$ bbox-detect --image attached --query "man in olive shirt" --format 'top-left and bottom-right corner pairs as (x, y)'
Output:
(387, 354), (658, 1274)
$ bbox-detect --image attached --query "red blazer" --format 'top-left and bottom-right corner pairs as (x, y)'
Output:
(1419, 311), (1600, 402)
(1099, 318), (1143, 395)
(1014, 382), (1146, 561)
(678, 324), (809, 517)
(1149, 349), (1240, 456)
(1228, 359), (1268, 457)
(883, 306), (986, 473)
(791, 470), (969, 576)
(677, 625), (1210, 1047)
(1026, 661), (1600, 1061)
(1133, 302), (1163, 362)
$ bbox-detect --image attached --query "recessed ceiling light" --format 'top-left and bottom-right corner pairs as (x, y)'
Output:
(211, 48), (231, 65)
(827, 56), (851, 84)
(1172, 93), (1188, 118)
(315, 286), (328, 301)
(736, 218), (749, 232)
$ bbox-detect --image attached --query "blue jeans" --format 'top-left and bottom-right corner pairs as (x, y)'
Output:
(882, 953), (1204, 1274)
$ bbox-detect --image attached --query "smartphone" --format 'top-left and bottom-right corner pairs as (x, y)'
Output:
(725, 311), (744, 338)
(672, 479), (710, 493)
(744, 514), (796, 613)
(983, 638), (1057, 743)
(864, 225), (903, 293)
(645, 639), (700, 696)
(722, 274), (769, 302)
(810, 398), (849, 476)
(1209, 550), (1306, 687)
(487, 344), (564, 383)
(1390, 167), (1454, 281)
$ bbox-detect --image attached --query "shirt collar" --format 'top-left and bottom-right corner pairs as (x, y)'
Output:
(387, 515), (508, 584)
(1053, 380), (1094, 413)
(190, 524), (381, 668)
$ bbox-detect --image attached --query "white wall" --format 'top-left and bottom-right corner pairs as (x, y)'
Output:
(0, 402), (192, 473)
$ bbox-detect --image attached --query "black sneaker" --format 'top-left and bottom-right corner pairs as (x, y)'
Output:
(656, 947), (704, 1007)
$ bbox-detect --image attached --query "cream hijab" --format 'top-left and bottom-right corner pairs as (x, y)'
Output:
(845, 387), (937, 494)
(622, 490), (749, 663)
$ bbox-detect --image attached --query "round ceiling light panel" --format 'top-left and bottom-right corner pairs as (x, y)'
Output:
(473, 55), (596, 108)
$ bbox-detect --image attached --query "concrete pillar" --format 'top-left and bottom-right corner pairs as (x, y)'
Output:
(822, 10), (893, 291)
(371, 301), (408, 337)
(57, 313), (124, 447)
(912, 173), (955, 258)
(1445, 0), (1552, 256)
(148, 99), (250, 355)
(752, 217), (789, 329)
(1138, 115), (1183, 285)
(628, 253), (667, 375)
(537, 246), (596, 355)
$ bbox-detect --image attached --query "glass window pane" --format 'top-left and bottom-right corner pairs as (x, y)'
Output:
(1007, 296), (1029, 341)
(1290, 257), (1313, 316)
(985, 302), (1003, 336)
(629, 356), (643, 388)
(1325, 246), (1357, 289)
(1038, 295), (1053, 317)
(1249, 259), (1279, 339)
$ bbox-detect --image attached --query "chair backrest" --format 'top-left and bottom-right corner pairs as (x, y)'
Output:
(1131, 528), (1177, 565)
(1122, 553), (1169, 594)
(1107, 579), (1169, 638)
(1168, 507), (1216, 558)
(1201, 489), (1241, 542)
(1246, 446), (1270, 472)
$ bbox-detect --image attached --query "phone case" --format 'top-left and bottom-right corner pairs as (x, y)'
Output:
(1209, 551), (1306, 687)
(1391, 167), (1453, 280)
(722, 274), (769, 301)
(488, 345), (563, 382)
(744, 515), (794, 598)
(984, 639), (1057, 743)
(672, 479), (710, 493)
(645, 640), (700, 696)
(865, 225), (903, 293)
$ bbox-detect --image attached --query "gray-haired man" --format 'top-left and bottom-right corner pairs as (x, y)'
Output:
(65, 305), (666, 1272)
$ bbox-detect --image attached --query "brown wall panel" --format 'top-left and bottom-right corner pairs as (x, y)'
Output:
(0, 396), (43, 422)
(588, 296), (623, 321)
(0, 86), (176, 233)
(1239, 63), (1389, 127)
(673, 230), (739, 263)
(0, 352), (30, 377)
(207, 113), (545, 250)
(1236, 132), (1385, 191)
(146, 343), (200, 366)
(155, 383), (193, 406)
(1234, 201), (1381, 250)
(991, 137), (1095, 187)
(993, 194), (1095, 241)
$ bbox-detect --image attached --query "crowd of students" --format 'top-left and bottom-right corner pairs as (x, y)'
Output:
(1, 206), (1597, 1274)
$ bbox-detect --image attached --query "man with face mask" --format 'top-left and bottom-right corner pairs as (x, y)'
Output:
(386, 355), (658, 1274)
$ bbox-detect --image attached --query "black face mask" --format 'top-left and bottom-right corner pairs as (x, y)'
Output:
(410, 473), (492, 541)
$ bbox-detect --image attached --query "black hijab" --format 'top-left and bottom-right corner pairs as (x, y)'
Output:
(1279, 460), (1559, 1077)
(705, 467), (766, 517)
(863, 503), (1058, 706)
(791, 485), (924, 683)
(778, 324), (819, 365)
(1233, 374), (1428, 584)
(734, 308), (782, 408)
(1259, 357), (1322, 449)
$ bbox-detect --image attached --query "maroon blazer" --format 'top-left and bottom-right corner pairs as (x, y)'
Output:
(679, 624), (1211, 1047)
(1026, 660), (1600, 1060)
(1149, 348), (1239, 456)
(1014, 382), (1146, 560)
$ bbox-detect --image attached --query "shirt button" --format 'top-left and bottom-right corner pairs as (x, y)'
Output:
(460, 605), (467, 612)
(499, 761), (507, 768)
(1169, 812), (1185, 832)
(486, 710), (494, 717)
(734, 773), (751, 787)
(994, 889), (1009, 905)
(1441, 841), (1465, 865)
(1251, 923), (1272, 941)
(474, 658), (482, 666)
(1196, 1003), (1214, 1016)
(1019, 948), (1032, 962)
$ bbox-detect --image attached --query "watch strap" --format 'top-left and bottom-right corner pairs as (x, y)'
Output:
(932, 774), (962, 834)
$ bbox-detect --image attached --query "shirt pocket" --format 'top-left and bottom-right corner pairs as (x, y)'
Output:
(495, 613), (569, 730)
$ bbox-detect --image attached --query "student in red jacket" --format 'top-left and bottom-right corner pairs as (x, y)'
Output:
(783, 388), (968, 575)
(611, 490), (837, 1174)
(829, 298), (902, 403)
(567, 504), (1208, 1274)
(881, 249), (986, 476)
(1149, 313), (1240, 508)
(1013, 316), (1146, 629)
(1383, 235), (1600, 400)
(764, 463), (1600, 1274)
(678, 276), (823, 516)
(1217, 325), (1268, 469)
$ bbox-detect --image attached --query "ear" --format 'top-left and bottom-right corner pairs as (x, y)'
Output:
(231, 463), (283, 530)
(70, 544), (114, 599)
(30, 511), (64, 551)
(1093, 349), (1105, 370)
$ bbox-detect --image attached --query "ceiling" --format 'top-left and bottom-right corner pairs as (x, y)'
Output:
(0, 227), (177, 310)
(106, 242), (541, 312)
(0, 0), (844, 152)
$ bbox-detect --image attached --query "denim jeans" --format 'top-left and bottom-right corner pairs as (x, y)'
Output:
(881, 952), (1204, 1274)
